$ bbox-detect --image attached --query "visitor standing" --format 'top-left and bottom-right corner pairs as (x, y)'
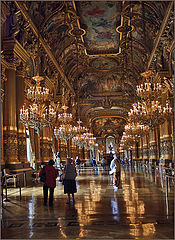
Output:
(63, 157), (77, 204)
(39, 160), (58, 206)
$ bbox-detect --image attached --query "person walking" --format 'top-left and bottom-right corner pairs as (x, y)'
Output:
(92, 157), (98, 172)
(101, 157), (106, 173)
(75, 156), (81, 174)
(63, 157), (77, 204)
(39, 160), (58, 206)
(109, 155), (121, 188)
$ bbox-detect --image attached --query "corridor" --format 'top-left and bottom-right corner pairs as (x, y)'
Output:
(1, 164), (174, 239)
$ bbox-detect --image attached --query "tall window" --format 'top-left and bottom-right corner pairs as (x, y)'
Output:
(26, 128), (33, 168)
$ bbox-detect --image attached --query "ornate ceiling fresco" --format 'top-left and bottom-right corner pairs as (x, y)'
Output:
(76, 1), (121, 55)
(1, 1), (174, 139)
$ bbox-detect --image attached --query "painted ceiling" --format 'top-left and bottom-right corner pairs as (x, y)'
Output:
(3, 0), (173, 139)
(76, 1), (121, 55)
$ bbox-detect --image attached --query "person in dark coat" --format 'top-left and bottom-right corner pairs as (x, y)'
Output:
(39, 160), (58, 206)
(63, 157), (77, 204)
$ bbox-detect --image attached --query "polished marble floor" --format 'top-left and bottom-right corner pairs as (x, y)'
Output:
(1, 164), (174, 239)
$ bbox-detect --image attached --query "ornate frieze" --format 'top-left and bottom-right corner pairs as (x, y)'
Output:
(17, 134), (27, 162)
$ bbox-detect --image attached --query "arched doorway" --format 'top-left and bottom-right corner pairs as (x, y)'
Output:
(106, 136), (117, 154)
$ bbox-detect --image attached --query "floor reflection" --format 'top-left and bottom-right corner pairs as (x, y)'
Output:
(2, 165), (174, 239)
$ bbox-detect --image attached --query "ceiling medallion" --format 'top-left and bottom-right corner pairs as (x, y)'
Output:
(68, 26), (86, 37)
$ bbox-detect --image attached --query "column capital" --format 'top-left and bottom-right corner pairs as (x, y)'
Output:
(2, 38), (30, 67)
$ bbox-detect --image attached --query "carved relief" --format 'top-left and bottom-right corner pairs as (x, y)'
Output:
(4, 132), (18, 161)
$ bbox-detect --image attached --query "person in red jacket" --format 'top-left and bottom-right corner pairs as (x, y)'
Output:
(39, 160), (58, 206)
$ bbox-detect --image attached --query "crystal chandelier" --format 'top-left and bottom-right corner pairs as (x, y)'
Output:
(57, 104), (73, 124)
(136, 70), (162, 100)
(27, 75), (49, 102)
(125, 122), (149, 140)
(54, 124), (76, 143)
(54, 102), (76, 143)
(128, 70), (172, 128)
(163, 99), (173, 119)
(128, 100), (164, 128)
(72, 119), (88, 148)
(20, 75), (55, 134)
(119, 132), (134, 150)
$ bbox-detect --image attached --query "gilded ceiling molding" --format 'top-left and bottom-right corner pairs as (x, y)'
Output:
(14, 1), (75, 96)
(147, 1), (174, 69)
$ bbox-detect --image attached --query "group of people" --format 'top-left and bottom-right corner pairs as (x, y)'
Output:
(39, 157), (79, 207)
(39, 154), (121, 207)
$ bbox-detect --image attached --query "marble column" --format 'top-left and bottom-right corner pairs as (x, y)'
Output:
(3, 65), (20, 168)
(16, 66), (27, 164)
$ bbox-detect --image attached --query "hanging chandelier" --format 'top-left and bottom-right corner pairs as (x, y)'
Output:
(119, 132), (135, 150)
(54, 124), (76, 143)
(125, 122), (149, 140)
(128, 100), (164, 128)
(128, 70), (172, 128)
(54, 101), (76, 143)
(27, 75), (50, 102)
(136, 70), (162, 100)
(20, 75), (56, 134)
(57, 104), (73, 124)
(72, 119), (88, 148)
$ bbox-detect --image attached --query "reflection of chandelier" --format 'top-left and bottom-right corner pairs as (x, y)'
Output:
(20, 75), (55, 134)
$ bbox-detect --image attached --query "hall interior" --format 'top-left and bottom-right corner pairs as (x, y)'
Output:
(1, 1), (174, 239)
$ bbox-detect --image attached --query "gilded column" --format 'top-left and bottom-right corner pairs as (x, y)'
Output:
(1, 60), (7, 167)
(138, 138), (143, 162)
(160, 119), (173, 166)
(40, 128), (49, 163)
(143, 135), (149, 163)
(1, 89), (5, 167)
(132, 142), (137, 162)
(16, 65), (27, 164)
(3, 63), (20, 167)
(149, 128), (157, 164)
(48, 128), (53, 159)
